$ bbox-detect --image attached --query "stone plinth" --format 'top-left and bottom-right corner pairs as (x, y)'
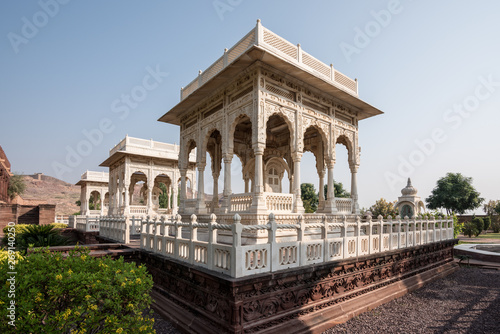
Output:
(137, 239), (457, 334)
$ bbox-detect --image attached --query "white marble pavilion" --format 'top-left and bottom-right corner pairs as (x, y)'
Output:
(159, 20), (383, 217)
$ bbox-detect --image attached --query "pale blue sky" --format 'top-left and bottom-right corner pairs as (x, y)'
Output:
(1, 0), (499, 213)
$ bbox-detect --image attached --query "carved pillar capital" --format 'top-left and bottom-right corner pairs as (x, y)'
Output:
(222, 153), (233, 163)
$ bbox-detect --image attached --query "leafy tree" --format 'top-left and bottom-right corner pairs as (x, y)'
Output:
(158, 183), (169, 209)
(483, 216), (491, 232)
(492, 220), (500, 233)
(367, 198), (399, 219)
(426, 173), (484, 215)
(301, 183), (318, 213)
(7, 173), (26, 200)
(472, 217), (484, 236)
(75, 200), (81, 207)
(462, 222), (478, 238)
(0, 247), (155, 333)
(483, 200), (499, 217)
(324, 180), (351, 200)
(495, 201), (500, 215)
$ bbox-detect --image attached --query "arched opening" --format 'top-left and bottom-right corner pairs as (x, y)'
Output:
(265, 114), (292, 193)
(181, 140), (197, 204)
(205, 129), (222, 210)
(400, 204), (414, 218)
(89, 190), (101, 211)
(129, 171), (148, 206)
(103, 192), (109, 213)
(265, 156), (290, 193)
(335, 135), (352, 197)
(232, 115), (253, 194)
(153, 174), (172, 212)
(231, 155), (244, 193)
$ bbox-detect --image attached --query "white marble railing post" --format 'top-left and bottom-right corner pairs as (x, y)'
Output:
(268, 213), (279, 272)
(207, 213), (217, 270)
(231, 214), (243, 277)
(397, 216), (402, 249)
(322, 215), (329, 260)
(431, 217), (437, 242)
(405, 216), (410, 247)
(378, 215), (384, 252)
(342, 216), (349, 258)
(189, 214), (198, 265)
(174, 215), (182, 258)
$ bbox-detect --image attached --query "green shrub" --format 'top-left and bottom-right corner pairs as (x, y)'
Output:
(0, 247), (155, 333)
(472, 217), (484, 236)
(452, 214), (462, 238)
(2, 224), (69, 252)
(50, 222), (69, 229)
(462, 222), (478, 238)
(492, 220), (500, 233)
(2, 224), (29, 235)
(0, 248), (24, 264)
(483, 216), (491, 232)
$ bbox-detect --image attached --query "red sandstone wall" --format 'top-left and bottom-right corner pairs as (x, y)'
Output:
(0, 203), (56, 234)
(0, 145), (11, 204)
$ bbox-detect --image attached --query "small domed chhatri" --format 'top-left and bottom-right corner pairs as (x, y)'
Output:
(401, 178), (418, 196)
(395, 178), (425, 218)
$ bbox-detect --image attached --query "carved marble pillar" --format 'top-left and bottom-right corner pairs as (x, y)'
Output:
(118, 174), (123, 211)
(244, 178), (249, 193)
(251, 145), (267, 212)
(292, 152), (304, 213)
(172, 186), (178, 214)
(147, 178), (154, 215)
(196, 163), (207, 214)
(324, 159), (337, 213)
(222, 154), (232, 212)
(99, 190), (104, 216)
(318, 168), (325, 202)
(318, 168), (325, 211)
(179, 169), (187, 213)
(123, 180), (130, 215)
(113, 178), (119, 215)
(350, 164), (360, 214)
(84, 187), (90, 215)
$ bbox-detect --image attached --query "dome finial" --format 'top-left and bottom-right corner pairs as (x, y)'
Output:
(402, 178), (417, 196)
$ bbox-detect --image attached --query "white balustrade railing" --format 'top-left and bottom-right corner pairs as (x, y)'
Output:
(75, 216), (100, 233)
(229, 193), (253, 212)
(180, 21), (358, 101)
(99, 216), (130, 244)
(55, 215), (69, 225)
(335, 198), (353, 213)
(129, 206), (148, 215)
(265, 193), (293, 212)
(139, 213), (454, 278)
(68, 216), (76, 228)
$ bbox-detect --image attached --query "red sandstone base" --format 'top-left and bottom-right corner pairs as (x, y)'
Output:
(138, 239), (458, 334)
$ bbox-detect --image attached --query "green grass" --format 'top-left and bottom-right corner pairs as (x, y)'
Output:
(476, 233), (500, 239)
(457, 241), (489, 245)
